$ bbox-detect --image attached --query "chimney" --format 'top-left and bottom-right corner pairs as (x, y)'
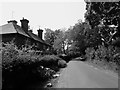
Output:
(20, 17), (29, 33)
(8, 20), (17, 25)
(37, 29), (43, 40)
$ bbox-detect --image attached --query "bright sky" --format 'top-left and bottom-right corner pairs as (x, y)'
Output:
(1, 0), (86, 34)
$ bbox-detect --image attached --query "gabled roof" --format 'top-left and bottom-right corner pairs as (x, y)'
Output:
(0, 23), (29, 37)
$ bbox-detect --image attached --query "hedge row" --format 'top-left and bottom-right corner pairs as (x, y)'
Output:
(1, 43), (67, 89)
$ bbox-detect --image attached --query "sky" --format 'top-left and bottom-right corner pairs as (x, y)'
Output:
(0, 0), (86, 34)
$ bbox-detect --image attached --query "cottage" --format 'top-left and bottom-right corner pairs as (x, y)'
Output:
(0, 18), (51, 51)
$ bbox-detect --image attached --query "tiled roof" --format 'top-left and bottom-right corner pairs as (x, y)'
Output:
(0, 22), (51, 47)
(28, 31), (51, 46)
(14, 24), (29, 37)
(42, 40), (51, 46)
(28, 31), (44, 44)
(0, 23), (17, 34)
(0, 23), (29, 37)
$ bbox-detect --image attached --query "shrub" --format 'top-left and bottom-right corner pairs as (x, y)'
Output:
(85, 45), (120, 72)
(66, 51), (81, 59)
(85, 47), (95, 61)
(38, 55), (67, 71)
(58, 59), (67, 68)
(39, 55), (60, 66)
(58, 54), (70, 62)
(96, 45), (120, 65)
(2, 43), (58, 88)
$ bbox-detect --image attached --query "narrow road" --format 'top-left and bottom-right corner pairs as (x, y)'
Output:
(54, 61), (118, 88)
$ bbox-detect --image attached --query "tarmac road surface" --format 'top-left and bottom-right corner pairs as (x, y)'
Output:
(54, 61), (118, 88)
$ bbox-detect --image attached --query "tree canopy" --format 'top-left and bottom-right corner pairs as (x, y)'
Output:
(85, 1), (120, 46)
(44, 28), (67, 54)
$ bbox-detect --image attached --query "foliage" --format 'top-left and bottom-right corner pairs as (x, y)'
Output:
(44, 23), (89, 55)
(2, 43), (19, 65)
(2, 42), (66, 88)
(44, 28), (56, 46)
(85, 1), (120, 29)
(67, 21), (85, 42)
(58, 59), (67, 68)
(85, 27), (102, 48)
(85, 45), (120, 72)
(44, 28), (67, 54)
(85, 1), (120, 45)
(85, 47), (95, 61)
(66, 21), (101, 55)
(39, 55), (64, 71)
(66, 21), (87, 55)
(53, 29), (67, 54)
(66, 51), (81, 59)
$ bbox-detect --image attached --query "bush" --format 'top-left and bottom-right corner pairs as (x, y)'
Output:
(58, 59), (67, 68)
(39, 55), (60, 66)
(58, 54), (71, 62)
(2, 43), (59, 89)
(66, 51), (81, 59)
(39, 55), (67, 71)
(85, 47), (95, 61)
(85, 45), (120, 72)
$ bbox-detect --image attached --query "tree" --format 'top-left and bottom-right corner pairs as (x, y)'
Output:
(65, 21), (87, 54)
(53, 29), (67, 54)
(44, 28), (68, 54)
(85, 26), (102, 48)
(44, 28), (56, 46)
(85, 1), (120, 45)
